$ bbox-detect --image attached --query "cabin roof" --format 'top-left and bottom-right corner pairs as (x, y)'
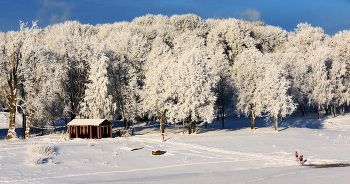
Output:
(67, 119), (110, 126)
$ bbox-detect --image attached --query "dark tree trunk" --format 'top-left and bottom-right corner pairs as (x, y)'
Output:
(192, 121), (196, 134)
(123, 118), (127, 129)
(221, 115), (225, 129)
(250, 105), (255, 130)
(160, 109), (166, 133)
(188, 121), (192, 134)
(221, 105), (225, 129)
(340, 104), (345, 116)
(127, 121), (130, 129)
(325, 105), (329, 115)
(70, 112), (76, 121)
(331, 105), (336, 117)
(299, 104), (306, 116)
(274, 116), (278, 131)
(182, 119), (185, 134)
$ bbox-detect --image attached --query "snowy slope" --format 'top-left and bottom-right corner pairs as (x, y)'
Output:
(0, 113), (350, 184)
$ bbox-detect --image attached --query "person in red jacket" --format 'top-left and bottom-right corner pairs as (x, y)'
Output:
(295, 151), (298, 160)
(299, 155), (304, 164)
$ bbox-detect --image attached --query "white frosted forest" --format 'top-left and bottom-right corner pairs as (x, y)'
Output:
(1, 14), (350, 139)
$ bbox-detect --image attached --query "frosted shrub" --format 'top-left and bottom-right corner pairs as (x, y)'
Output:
(25, 145), (57, 165)
(27, 145), (56, 156)
(24, 156), (43, 165)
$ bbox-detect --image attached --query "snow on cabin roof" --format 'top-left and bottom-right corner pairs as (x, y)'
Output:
(67, 119), (110, 126)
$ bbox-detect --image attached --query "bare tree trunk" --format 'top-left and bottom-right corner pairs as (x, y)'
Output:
(192, 121), (196, 134)
(24, 115), (31, 139)
(340, 104), (345, 116)
(121, 110), (127, 129)
(160, 109), (166, 134)
(299, 104), (306, 116)
(6, 75), (18, 140)
(331, 105), (336, 118)
(274, 116), (278, 131)
(182, 119), (185, 134)
(221, 105), (225, 129)
(188, 121), (192, 134)
(70, 111), (76, 121)
(250, 105), (255, 130)
(325, 105), (329, 115)
(22, 113), (26, 138)
(6, 106), (17, 139)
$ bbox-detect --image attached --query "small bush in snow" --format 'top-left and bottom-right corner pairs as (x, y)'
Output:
(25, 144), (58, 165)
(27, 145), (56, 156)
(25, 156), (44, 165)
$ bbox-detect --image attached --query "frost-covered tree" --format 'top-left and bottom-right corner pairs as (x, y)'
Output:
(103, 25), (150, 73)
(0, 21), (41, 139)
(141, 57), (175, 133)
(205, 28), (233, 128)
(208, 18), (256, 64)
(281, 47), (309, 116)
(59, 38), (90, 120)
(284, 23), (330, 116)
(21, 47), (58, 138)
(286, 23), (329, 56)
(305, 44), (333, 119)
(262, 53), (296, 131)
(252, 24), (289, 53)
(233, 49), (295, 130)
(170, 14), (207, 36)
(232, 49), (265, 129)
(171, 48), (217, 133)
(79, 45), (112, 119)
(328, 57), (348, 116)
(141, 36), (174, 133)
(329, 31), (350, 115)
(107, 52), (139, 128)
(331, 30), (350, 78)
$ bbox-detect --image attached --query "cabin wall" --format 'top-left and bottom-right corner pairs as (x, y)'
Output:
(68, 124), (113, 139)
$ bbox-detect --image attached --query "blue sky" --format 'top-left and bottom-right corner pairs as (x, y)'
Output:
(1, 0), (350, 35)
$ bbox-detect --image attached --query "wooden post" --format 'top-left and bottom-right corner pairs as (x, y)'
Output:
(97, 126), (99, 139)
(75, 126), (78, 138)
(98, 126), (101, 139)
(68, 126), (71, 139)
(110, 124), (113, 138)
(90, 126), (92, 139)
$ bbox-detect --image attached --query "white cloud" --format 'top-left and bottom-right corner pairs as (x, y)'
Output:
(234, 8), (261, 22)
(37, 0), (74, 24)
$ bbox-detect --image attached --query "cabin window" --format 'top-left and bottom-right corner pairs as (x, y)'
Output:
(71, 126), (75, 134)
(80, 126), (89, 135)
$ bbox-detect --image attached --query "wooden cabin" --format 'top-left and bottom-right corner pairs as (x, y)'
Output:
(67, 119), (113, 139)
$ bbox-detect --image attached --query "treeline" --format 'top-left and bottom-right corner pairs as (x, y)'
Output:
(1, 14), (350, 139)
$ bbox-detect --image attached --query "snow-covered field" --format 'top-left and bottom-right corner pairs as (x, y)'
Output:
(1, 113), (350, 184)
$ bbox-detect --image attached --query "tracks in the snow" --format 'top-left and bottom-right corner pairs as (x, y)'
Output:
(131, 136), (291, 167)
